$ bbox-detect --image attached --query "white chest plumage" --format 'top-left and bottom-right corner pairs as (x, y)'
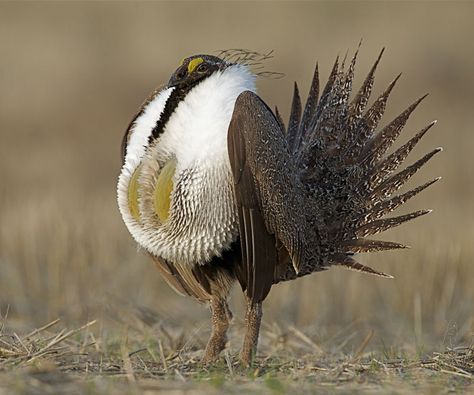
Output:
(117, 65), (256, 265)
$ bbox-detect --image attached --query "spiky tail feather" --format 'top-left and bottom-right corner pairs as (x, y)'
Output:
(283, 49), (440, 279)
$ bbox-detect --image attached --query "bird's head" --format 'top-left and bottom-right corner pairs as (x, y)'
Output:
(120, 53), (257, 166)
(168, 55), (228, 89)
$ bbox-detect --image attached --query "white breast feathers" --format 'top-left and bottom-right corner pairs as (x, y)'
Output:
(118, 64), (256, 265)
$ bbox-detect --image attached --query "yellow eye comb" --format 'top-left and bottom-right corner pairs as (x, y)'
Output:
(187, 57), (204, 74)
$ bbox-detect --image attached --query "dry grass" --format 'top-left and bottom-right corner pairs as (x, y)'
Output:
(1, 1), (474, 393)
(0, 318), (473, 394)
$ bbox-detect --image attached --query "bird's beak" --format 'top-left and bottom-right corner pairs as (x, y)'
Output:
(168, 65), (187, 87)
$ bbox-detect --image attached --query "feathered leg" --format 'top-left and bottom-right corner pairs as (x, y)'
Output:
(202, 296), (232, 363)
(240, 298), (263, 366)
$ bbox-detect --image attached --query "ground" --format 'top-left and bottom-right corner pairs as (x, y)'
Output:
(1, 318), (472, 394)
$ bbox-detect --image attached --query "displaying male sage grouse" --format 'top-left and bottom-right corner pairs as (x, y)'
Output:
(117, 49), (440, 366)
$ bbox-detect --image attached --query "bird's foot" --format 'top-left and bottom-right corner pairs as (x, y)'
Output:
(202, 297), (231, 364)
(239, 346), (256, 368)
(202, 333), (227, 364)
(239, 300), (262, 367)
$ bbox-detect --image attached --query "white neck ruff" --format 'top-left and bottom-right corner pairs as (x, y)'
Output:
(118, 64), (256, 265)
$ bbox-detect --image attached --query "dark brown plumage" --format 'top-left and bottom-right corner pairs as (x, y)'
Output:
(225, 50), (440, 362)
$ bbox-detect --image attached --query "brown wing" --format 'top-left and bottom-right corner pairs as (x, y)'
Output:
(227, 91), (308, 303)
(150, 254), (210, 303)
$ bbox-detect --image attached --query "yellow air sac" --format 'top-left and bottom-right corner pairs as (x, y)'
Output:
(128, 164), (142, 222)
(154, 159), (176, 223)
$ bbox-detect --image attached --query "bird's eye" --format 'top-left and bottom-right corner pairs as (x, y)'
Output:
(197, 63), (208, 73)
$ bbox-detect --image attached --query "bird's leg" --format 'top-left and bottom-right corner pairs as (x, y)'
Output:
(202, 296), (232, 363)
(240, 298), (262, 367)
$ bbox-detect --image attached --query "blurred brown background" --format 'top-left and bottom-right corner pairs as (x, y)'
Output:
(0, 1), (472, 351)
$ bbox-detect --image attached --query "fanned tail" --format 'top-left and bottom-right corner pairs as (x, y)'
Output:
(282, 48), (440, 280)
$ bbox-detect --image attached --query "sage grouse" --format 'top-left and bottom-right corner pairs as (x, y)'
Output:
(117, 49), (440, 365)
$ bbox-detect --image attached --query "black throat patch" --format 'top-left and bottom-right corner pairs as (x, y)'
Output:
(148, 84), (193, 144)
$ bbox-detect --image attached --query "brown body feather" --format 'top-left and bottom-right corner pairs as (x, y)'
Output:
(226, 50), (440, 301)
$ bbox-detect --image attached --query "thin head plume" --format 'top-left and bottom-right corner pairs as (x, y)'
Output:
(216, 48), (285, 79)
(217, 48), (275, 65)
